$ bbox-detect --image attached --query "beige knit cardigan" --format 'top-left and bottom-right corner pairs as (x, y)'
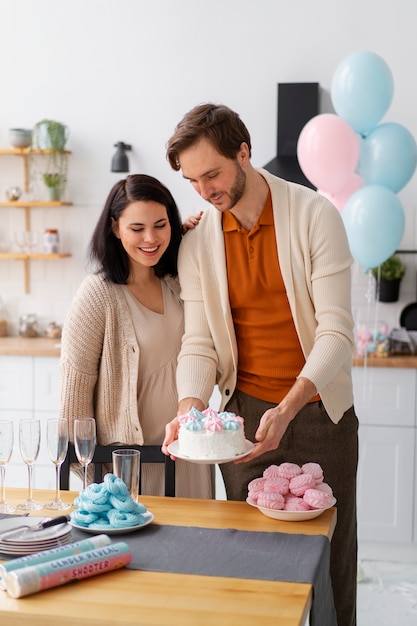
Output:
(176, 169), (355, 424)
(59, 273), (180, 444)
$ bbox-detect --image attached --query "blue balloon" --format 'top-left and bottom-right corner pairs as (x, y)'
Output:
(331, 51), (394, 135)
(343, 185), (404, 269)
(359, 123), (417, 192)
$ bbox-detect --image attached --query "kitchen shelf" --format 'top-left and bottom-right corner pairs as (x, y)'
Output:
(0, 253), (71, 259)
(0, 252), (71, 294)
(0, 201), (72, 230)
(0, 147), (73, 292)
(0, 148), (71, 194)
(0, 201), (72, 206)
(0, 149), (71, 154)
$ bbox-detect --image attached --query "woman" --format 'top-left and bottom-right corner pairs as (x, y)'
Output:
(59, 174), (213, 497)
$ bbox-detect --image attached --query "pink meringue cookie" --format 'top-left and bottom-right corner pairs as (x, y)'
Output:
(301, 462), (324, 484)
(283, 495), (311, 511)
(248, 478), (266, 501)
(248, 491), (260, 503)
(257, 491), (285, 510)
(204, 417), (224, 432)
(289, 473), (316, 496)
(264, 477), (289, 495)
(277, 462), (302, 479)
(247, 477), (266, 494)
(262, 464), (281, 479)
(315, 482), (333, 496)
(303, 488), (335, 510)
(202, 407), (218, 420)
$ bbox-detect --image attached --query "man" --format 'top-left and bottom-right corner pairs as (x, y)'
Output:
(163, 103), (358, 626)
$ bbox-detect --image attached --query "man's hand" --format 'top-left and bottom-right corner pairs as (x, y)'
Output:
(235, 377), (317, 464)
(234, 404), (292, 463)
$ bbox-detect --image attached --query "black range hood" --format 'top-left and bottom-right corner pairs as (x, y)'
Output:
(264, 82), (319, 189)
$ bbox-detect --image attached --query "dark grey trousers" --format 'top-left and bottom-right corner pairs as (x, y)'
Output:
(222, 389), (358, 626)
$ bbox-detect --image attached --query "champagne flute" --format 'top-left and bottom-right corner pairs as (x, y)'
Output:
(18, 418), (43, 510)
(0, 420), (16, 513)
(24, 231), (39, 254)
(45, 418), (71, 510)
(74, 418), (96, 490)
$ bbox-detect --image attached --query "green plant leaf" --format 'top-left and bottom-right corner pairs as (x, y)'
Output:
(371, 254), (406, 281)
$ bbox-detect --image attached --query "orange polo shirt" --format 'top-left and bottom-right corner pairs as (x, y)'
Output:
(223, 192), (319, 404)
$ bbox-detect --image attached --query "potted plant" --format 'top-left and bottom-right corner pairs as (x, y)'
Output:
(30, 119), (69, 201)
(33, 119), (68, 151)
(43, 172), (63, 201)
(371, 254), (406, 302)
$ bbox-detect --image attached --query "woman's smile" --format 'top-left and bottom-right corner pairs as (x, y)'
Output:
(112, 200), (171, 268)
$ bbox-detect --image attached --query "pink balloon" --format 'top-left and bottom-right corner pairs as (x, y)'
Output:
(297, 114), (360, 194)
(318, 174), (365, 212)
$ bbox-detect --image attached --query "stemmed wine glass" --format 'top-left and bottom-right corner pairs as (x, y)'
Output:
(14, 230), (27, 253)
(18, 418), (43, 510)
(45, 418), (71, 510)
(74, 418), (96, 490)
(0, 420), (16, 513)
(24, 231), (39, 254)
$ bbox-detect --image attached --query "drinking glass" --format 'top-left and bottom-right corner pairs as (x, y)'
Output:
(0, 420), (16, 513)
(112, 449), (140, 501)
(18, 418), (43, 510)
(14, 230), (27, 253)
(24, 231), (39, 254)
(45, 418), (70, 510)
(74, 418), (96, 490)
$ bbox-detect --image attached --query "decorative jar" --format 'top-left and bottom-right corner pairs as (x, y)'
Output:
(355, 320), (390, 357)
(0, 297), (7, 337)
(43, 229), (60, 254)
(19, 314), (39, 338)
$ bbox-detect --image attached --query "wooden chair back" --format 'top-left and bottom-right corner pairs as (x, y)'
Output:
(60, 443), (176, 497)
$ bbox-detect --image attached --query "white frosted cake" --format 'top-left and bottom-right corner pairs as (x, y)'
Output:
(178, 407), (247, 460)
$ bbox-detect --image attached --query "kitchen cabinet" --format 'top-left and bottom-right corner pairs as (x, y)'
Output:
(353, 365), (417, 543)
(0, 148), (72, 293)
(357, 425), (414, 542)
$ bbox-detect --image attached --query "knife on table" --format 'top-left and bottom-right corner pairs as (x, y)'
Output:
(0, 515), (71, 541)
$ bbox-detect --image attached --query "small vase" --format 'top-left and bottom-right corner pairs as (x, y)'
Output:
(46, 186), (60, 201)
(376, 279), (401, 303)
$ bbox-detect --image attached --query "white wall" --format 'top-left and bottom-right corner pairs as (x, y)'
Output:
(0, 0), (416, 334)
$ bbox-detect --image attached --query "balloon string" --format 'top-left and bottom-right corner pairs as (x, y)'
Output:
(371, 268), (381, 338)
(361, 269), (381, 405)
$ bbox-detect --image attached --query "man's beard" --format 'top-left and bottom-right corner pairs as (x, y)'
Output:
(209, 161), (246, 210)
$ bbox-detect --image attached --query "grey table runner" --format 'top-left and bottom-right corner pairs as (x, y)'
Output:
(0, 514), (336, 625)
(71, 523), (337, 626)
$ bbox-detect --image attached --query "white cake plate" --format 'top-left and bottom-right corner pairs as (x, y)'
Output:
(167, 439), (254, 464)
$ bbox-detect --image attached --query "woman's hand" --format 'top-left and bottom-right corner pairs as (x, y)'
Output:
(182, 210), (203, 234)
(162, 398), (205, 458)
(162, 416), (180, 458)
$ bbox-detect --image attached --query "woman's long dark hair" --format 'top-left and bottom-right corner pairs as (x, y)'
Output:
(88, 174), (183, 283)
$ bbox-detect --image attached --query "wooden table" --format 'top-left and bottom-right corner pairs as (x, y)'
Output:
(0, 488), (336, 626)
